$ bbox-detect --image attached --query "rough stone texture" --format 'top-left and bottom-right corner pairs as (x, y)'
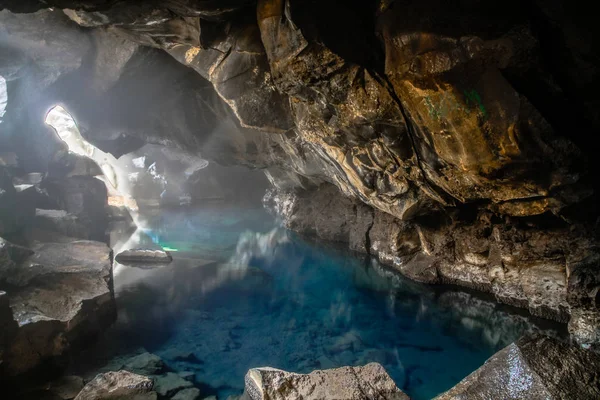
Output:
(244, 362), (408, 400)
(435, 335), (600, 400)
(74, 371), (156, 400)
(265, 183), (596, 323)
(115, 249), (173, 265)
(0, 240), (115, 377)
(1, 0), (600, 341)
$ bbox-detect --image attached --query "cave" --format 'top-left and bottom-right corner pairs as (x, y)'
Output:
(1, 1), (600, 399)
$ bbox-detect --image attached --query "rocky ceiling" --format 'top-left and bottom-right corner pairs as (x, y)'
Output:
(1, 0), (598, 220)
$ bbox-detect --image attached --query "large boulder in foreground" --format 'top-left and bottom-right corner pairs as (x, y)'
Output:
(435, 335), (600, 399)
(74, 370), (156, 400)
(0, 240), (116, 378)
(243, 362), (408, 400)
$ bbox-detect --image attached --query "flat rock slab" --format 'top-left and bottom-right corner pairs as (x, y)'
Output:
(9, 240), (112, 288)
(244, 362), (409, 400)
(75, 371), (156, 400)
(435, 334), (600, 400)
(115, 249), (173, 265)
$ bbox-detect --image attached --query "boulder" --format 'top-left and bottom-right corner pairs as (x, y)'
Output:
(74, 371), (156, 400)
(435, 335), (600, 399)
(243, 363), (408, 400)
(0, 240), (115, 378)
(115, 249), (172, 265)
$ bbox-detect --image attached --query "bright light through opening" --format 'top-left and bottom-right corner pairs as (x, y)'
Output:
(44, 105), (138, 214)
(45, 105), (95, 157)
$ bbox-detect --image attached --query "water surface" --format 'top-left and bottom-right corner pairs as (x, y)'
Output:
(76, 204), (565, 400)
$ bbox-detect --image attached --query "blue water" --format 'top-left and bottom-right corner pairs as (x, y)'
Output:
(83, 205), (565, 400)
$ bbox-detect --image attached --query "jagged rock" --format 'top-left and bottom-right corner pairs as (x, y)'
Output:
(0, 240), (115, 377)
(122, 353), (166, 376)
(568, 308), (600, 351)
(153, 372), (194, 398)
(265, 183), (586, 322)
(115, 249), (172, 265)
(435, 335), (600, 399)
(74, 371), (156, 400)
(243, 363), (408, 400)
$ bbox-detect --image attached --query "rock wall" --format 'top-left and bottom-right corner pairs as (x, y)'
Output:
(264, 182), (599, 327)
(1, 0), (599, 335)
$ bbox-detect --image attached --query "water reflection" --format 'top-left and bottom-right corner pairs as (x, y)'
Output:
(78, 206), (566, 400)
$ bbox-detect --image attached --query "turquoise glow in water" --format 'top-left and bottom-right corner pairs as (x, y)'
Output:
(82, 205), (565, 400)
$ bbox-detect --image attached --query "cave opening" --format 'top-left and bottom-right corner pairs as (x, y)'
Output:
(44, 104), (138, 212)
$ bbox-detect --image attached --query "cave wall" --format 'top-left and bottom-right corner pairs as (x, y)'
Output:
(1, 0), (599, 343)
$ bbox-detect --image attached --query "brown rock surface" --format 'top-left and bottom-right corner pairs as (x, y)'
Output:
(244, 362), (409, 400)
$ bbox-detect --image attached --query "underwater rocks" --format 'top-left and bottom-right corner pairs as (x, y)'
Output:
(265, 183), (599, 325)
(74, 371), (156, 400)
(0, 240), (116, 378)
(243, 363), (409, 400)
(154, 372), (195, 398)
(435, 335), (600, 400)
(115, 249), (173, 265)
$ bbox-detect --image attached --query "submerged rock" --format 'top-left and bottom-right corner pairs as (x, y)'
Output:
(115, 249), (173, 265)
(172, 388), (201, 400)
(123, 352), (166, 376)
(435, 335), (600, 399)
(243, 362), (408, 400)
(74, 371), (156, 400)
(153, 372), (194, 398)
